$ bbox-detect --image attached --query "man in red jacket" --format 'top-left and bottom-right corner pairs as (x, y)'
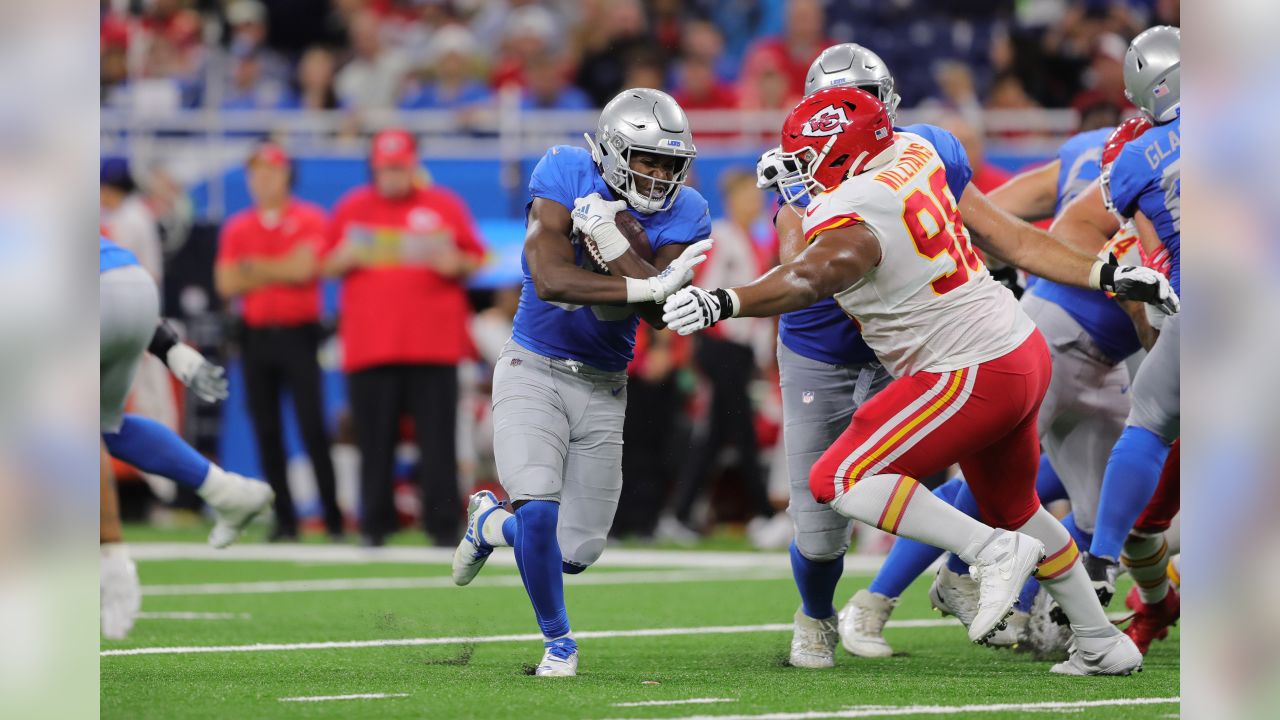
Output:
(324, 129), (487, 546)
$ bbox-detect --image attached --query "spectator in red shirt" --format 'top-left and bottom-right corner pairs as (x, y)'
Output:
(673, 54), (739, 139)
(215, 143), (344, 542)
(323, 129), (487, 547)
(738, 0), (830, 105)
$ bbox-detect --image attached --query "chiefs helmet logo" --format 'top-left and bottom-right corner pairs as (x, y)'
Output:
(802, 105), (851, 137)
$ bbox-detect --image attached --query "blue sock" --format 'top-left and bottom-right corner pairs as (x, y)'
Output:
(1036, 454), (1067, 504)
(943, 482), (983, 576)
(867, 478), (965, 598)
(511, 501), (570, 639)
(1090, 426), (1170, 562)
(1060, 512), (1094, 549)
(1016, 576), (1040, 612)
(102, 414), (210, 489)
(502, 515), (518, 546)
(790, 542), (843, 619)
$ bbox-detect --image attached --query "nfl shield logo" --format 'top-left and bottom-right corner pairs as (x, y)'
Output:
(802, 391), (814, 405)
(510, 358), (522, 367)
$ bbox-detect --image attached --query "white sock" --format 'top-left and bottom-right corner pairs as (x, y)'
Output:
(480, 506), (514, 548)
(830, 474), (994, 564)
(1016, 507), (1117, 638)
(196, 464), (239, 508)
(1123, 532), (1171, 604)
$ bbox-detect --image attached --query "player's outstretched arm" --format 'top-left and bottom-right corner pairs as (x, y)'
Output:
(959, 183), (1175, 311)
(528, 198), (708, 306)
(985, 160), (1061, 222)
(148, 322), (230, 402)
(1048, 180), (1121, 255)
(662, 223), (879, 335)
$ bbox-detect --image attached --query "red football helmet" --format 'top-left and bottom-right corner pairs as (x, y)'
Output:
(1100, 115), (1153, 214)
(776, 87), (894, 203)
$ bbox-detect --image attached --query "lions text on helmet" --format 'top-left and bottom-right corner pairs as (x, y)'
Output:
(585, 88), (696, 213)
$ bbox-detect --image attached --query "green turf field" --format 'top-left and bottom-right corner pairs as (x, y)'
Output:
(101, 534), (1179, 720)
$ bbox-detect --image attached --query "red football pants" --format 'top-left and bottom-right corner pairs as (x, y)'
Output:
(810, 330), (1052, 529)
(1134, 438), (1180, 534)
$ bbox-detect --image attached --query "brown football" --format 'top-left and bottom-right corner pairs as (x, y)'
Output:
(613, 209), (654, 264)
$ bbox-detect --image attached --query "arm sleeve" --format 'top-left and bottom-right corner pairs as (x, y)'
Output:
(1107, 146), (1146, 220)
(528, 147), (582, 212)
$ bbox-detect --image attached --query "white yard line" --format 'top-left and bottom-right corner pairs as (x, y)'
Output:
(102, 620), (966, 658)
(135, 612), (251, 620)
(278, 693), (409, 703)
(128, 542), (888, 573)
(598, 697), (1179, 720)
(613, 698), (737, 707)
(141, 568), (791, 596)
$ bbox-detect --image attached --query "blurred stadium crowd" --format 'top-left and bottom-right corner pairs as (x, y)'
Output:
(100, 0), (1181, 550)
(103, 0), (1179, 122)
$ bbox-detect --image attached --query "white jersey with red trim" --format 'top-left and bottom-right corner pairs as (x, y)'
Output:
(801, 132), (1035, 377)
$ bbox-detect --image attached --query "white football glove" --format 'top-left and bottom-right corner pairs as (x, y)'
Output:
(101, 544), (141, 640)
(571, 192), (631, 263)
(661, 285), (738, 335)
(624, 238), (713, 304)
(755, 146), (789, 191)
(1090, 256), (1180, 314)
(166, 344), (229, 403)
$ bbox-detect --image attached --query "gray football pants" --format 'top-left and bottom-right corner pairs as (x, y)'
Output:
(1127, 311), (1179, 441)
(1022, 294), (1131, 534)
(779, 343), (893, 561)
(491, 341), (627, 570)
(100, 265), (160, 433)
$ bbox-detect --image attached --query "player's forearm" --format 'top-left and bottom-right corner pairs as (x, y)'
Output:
(732, 262), (829, 318)
(1048, 183), (1119, 256)
(962, 187), (1100, 290)
(986, 161), (1059, 222)
(530, 254), (632, 305)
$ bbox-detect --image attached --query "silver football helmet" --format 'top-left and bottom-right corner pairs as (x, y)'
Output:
(804, 43), (901, 120)
(1124, 26), (1180, 124)
(585, 88), (696, 214)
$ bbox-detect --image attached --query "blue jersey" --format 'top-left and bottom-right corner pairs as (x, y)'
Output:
(1109, 115), (1180, 294)
(99, 236), (138, 274)
(1029, 128), (1142, 363)
(512, 145), (712, 371)
(778, 123), (972, 366)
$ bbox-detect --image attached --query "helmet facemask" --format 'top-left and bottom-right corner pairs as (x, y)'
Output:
(775, 136), (837, 206)
(588, 131), (695, 214)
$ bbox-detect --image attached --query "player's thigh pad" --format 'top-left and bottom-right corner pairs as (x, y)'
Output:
(99, 266), (160, 432)
(779, 345), (889, 560)
(1126, 313), (1180, 441)
(491, 345), (572, 501)
(558, 370), (627, 569)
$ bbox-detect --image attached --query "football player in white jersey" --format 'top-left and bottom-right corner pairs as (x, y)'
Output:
(663, 87), (1175, 675)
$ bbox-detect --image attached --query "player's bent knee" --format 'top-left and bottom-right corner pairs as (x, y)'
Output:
(561, 561), (588, 575)
(795, 534), (848, 563)
(560, 536), (605, 570)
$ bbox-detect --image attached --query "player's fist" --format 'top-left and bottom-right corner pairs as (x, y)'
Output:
(1094, 257), (1179, 314)
(662, 285), (735, 335)
(572, 193), (630, 263)
(755, 146), (788, 191)
(166, 344), (230, 403)
(101, 544), (141, 640)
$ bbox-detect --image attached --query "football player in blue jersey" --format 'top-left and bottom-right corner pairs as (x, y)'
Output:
(754, 44), (1178, 670)
(1052, 26), (1181, 630)
(100, 236), (274, 637)
(449, 89), (712, 676)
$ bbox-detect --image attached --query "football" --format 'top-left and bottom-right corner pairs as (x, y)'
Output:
(581, 209), (653, 274)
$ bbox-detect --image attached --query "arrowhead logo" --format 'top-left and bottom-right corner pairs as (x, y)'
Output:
(803, 104), (851, 137)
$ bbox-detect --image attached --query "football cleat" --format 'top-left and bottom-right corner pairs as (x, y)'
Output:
(1025, 587), (1073, 659)
(1050, 632), (1143, 676)
(967, 531), (1045, 644)
(536, 637), (579, 677)
(839, 589), (896, 658)
(790, 606), (839, 668)
(452, 491), (501, 586)
(205, 473), (274, 549)
(1082, 553), (1119, 607)
(988, 609), (1029, 648)
(930, 564), (980, 629)
(1123, 586), (1179, 654)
